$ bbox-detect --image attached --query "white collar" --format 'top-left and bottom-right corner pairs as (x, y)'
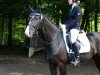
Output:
(72, 3), (77, 9)
(70, 3), (77, 13)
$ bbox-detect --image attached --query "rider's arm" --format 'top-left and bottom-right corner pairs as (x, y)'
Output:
(65, 6), (82, 29)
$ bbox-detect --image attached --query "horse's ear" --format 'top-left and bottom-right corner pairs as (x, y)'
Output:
(37, 4), (41, 11)
(29, 5), (34, 13)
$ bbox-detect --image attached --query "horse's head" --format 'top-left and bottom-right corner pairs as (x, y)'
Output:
(25, 6), (43, 38)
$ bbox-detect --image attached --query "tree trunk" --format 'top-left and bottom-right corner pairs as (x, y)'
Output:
(94, 0), (99, 32)
(56, 5), (60, 26)
(61, 4), (68, 24)
(81, 10), (86, 30)
(81, 7), (90, 32)
(1, 14), (4, 45)
(85, 11), (90, 32)
(8, 15), (12, 46)
(38, 0), (42, 5)
(95, 12), (98, 32)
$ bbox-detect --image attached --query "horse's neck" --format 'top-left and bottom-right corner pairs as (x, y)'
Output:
(41, 17), (59, 43)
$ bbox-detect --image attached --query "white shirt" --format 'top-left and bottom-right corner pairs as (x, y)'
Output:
(70, 3), (77, 13)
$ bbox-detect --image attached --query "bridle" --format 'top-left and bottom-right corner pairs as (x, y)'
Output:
(29, 14), (59, 45)
(29, 14), (40, 33)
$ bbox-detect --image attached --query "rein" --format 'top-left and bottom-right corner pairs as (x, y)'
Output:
(34, 27), (59, 45)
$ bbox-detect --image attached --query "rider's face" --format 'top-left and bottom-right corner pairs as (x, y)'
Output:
(68, 0), (73, 5)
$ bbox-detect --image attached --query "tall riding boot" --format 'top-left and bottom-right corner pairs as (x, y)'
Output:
(71, 42), (80, 66)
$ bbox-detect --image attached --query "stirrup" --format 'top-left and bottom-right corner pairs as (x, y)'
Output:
(71, 58), (80, 66)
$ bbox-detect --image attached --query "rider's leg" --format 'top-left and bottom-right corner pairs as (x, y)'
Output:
(72, 42), (80, 65)
(70, 29), (80, 66)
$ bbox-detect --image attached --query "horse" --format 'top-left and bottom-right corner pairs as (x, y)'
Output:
(25, 7), (100, 75)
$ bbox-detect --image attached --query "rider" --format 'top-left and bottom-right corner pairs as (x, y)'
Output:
(65, 0), (82, 66)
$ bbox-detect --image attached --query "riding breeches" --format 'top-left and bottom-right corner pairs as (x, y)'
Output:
(70, 29), (79, 44)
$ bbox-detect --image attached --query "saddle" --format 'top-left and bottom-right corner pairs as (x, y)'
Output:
(60, 24), (90, 63)
(61, 24), (90, 54)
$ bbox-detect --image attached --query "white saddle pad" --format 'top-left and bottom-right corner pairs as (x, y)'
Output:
(77, 32), (90, 53)
(60, 24), (90, 54)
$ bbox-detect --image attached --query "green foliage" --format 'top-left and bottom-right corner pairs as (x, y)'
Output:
(12, 19), (26, 45)
(0, 0), (100, 46)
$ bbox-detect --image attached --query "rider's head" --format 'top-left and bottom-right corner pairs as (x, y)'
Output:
(68, 0), (80, 5)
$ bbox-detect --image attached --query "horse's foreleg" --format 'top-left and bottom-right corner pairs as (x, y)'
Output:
(58, 63), (67, 75)
(49, 62), (57, 75)
(93, 54), (100, 72)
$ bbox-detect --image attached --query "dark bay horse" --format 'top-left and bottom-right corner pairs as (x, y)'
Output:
(25, 7), (100, 75)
